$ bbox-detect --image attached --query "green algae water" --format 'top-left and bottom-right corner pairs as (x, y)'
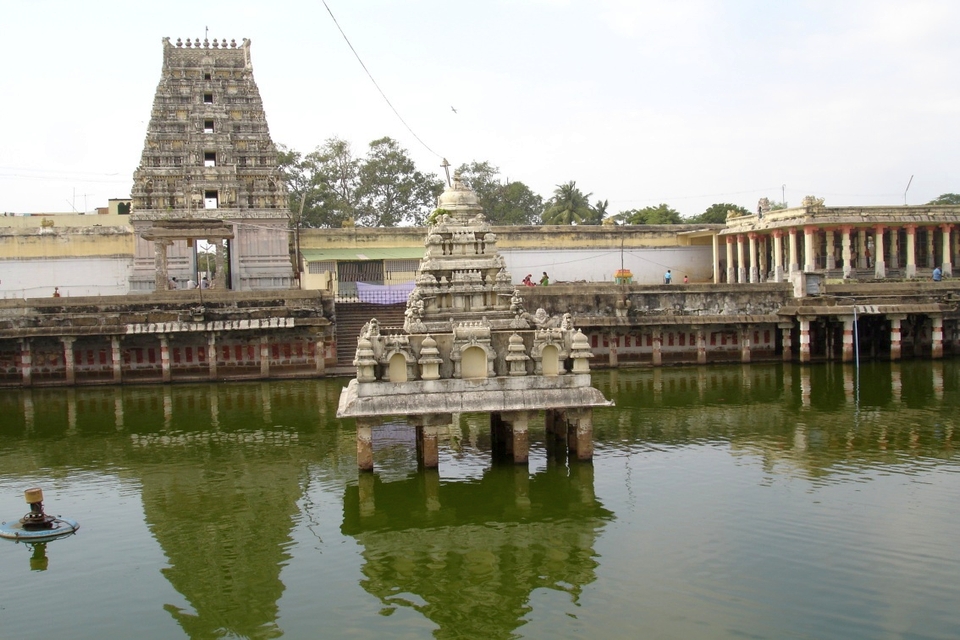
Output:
(1, 361), (958, 639)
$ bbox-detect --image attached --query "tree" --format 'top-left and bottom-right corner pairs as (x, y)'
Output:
(542, 181), (596, 225)
(355, 137), (444, 227)
(593, 199), (611, 224)
(456, 161), (543, 225)
(688, 203), (749, 224)
(277, 139), (356, 229)
(620, 204), (682, 225)
(928, 193), (960, 205)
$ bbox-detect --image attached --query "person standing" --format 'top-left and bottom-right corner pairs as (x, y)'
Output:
(683, 274), (689, 284)
(539, 272), (550, 286)
(664, 269), (672, 284)
(933, 266), (942, 281)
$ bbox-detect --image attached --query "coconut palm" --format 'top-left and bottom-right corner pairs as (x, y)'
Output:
(542, 181), (594, 225)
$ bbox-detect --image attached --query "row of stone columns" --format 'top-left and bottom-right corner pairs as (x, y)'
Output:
(722, 224), (955, 283)
(606, 327), (769, 367)
(17, 331), (326, 386)
(356, 408), (595, 472)
(794, 314), (944, 363)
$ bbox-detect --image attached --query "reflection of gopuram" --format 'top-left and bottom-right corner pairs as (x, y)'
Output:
(342, 463), (611, 638)
(337, 172), (612, 471)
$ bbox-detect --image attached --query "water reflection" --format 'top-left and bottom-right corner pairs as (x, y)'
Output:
(0, 363), (958, 639)
(342, 463), (611, 639)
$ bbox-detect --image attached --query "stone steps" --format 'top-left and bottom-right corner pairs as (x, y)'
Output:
(334, 302), (406, 365)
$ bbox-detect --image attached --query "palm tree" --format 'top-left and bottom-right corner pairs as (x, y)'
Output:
(542, 181), (594, 225)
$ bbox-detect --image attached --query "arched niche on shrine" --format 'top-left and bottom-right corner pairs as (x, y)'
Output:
(461, 346), (488, 379)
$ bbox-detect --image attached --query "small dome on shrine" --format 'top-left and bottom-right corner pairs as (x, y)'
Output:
(436, 171), (482, 216)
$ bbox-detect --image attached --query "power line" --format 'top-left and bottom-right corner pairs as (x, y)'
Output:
(321, 0), (442, 159)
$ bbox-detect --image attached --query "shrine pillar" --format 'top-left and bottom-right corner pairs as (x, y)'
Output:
(725, 236), (735, 284)
(931, 315), (944, 359)
(905, 226), (917, 278)
(874, 225), (886, 279)
(748, 233), (759, 283)
(697, 329), (707, 364)
(803, 226), (816, 272)
(111, 336), (123, 383)
(357, 418), (374, 472)
(788, 230), (799, 275)
(736, 234), (747, 283)
(159, 335), (171, 382)
(772, 231), (784, 282)
(889, 315), (903, 361)
(825, 229), (836, 270)
(20, 339), (32, 387)
(841, 226), (853, 278)
(780, 323), (793, 362)
(62, 337), (76, 385)
(941, 224), (953, 277)
(799, 319), (811, 363)
(841, 316), (854, 363)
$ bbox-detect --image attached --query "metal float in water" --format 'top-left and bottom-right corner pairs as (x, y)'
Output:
(0, 487), (79, 542)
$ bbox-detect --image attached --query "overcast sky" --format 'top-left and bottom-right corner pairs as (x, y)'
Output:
(2, 0), (958, 217)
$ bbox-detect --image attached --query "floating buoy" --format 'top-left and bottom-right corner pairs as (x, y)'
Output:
(0, 487), (79, 542)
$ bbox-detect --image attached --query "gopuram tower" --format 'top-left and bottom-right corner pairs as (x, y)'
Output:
(337, 172), (612, 472)
(129, 37), (294, 292)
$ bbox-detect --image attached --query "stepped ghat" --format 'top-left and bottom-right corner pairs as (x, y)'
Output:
(337, 173), (612, 472)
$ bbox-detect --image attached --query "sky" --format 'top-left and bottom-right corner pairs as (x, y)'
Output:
(2, 0), (959, 218)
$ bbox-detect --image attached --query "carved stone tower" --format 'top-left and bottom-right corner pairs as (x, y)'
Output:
(338, 172), (611, 473)
(129, 37), (294, 292)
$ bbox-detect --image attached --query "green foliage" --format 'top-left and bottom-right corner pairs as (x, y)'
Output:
(279, 137), (443, 228)
(542, 181), (599, 225)
(928, 193), (960, 205)
(619, 203), (683, 225)
(688, 203), (749, 224)
(767, 200), (788, 211)
(456, 161), (543, 225)
(356, 137), (444, 227)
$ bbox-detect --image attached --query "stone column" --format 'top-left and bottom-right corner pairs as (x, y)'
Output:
(111, 335), (122, 383)
(357, 419), (374, 472)
(799, 319), (811, 363)
(825, 229), (836, 270)
(61, 337), (76, 385)
(497, 411), (530, 465)
(154, 240), (171, 292)
(725, 236), (735, 284)
(651, 329), (662, 366)
(926, 228), (935, 269)
(208, 332), (218, 380)
(748, 233), (759, 283)
(889, 316), (902, 361)
(905, 225), (917, 278)
(260, 335), (270, 378)
(931, 315), (943, 359)
(841, 316), (855, 362)
(772, 231), (784, 282)
(841, 226), (853, 278)
(565, 408), (594, 462)
(417, 425), (439, 469)
(740, 326), (752, 363)
(736, 234), (747, 283)
(788, 230), (799, 275)
(712, 233), (720, 284)
(859, 230), (868, 269)
(214, 240), (228, 290)
(780, 324), (793, 362)
(314, 332), (326, 375)
(608, 333), (618, 367)
(159, 335), (171, 383)
(696, 328), (707, 364)
(941, 224), (953, 277)
(803, 226), (816, 272)
(20, 339), (32, 387)
(874, 225), (886, 279)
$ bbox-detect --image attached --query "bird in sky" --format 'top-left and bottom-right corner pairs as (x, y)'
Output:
(451, 106), (457, 114)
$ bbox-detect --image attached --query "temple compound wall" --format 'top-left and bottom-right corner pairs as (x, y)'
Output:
(0, 213), (134, 299)
(128, 37), (294, 293)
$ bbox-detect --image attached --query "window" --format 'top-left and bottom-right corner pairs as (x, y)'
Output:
(203, 93), (213, 104)
(204, 190), (219, 209)
(204, 151), (216, 168)
(204, 73), (211, 81)
(204, 120), (214, 133)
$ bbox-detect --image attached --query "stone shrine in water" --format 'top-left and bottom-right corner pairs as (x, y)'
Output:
(337, 173), (611, 471)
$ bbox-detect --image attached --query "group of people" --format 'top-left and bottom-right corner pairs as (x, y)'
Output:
(663, 270), (688, 284)
(521, 272), (551, 287)
(168, 276), (211, 290)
